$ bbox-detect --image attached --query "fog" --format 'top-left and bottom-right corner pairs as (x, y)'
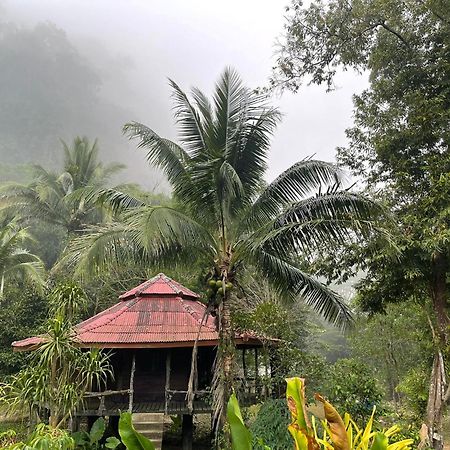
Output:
(1, 0), (367, 190)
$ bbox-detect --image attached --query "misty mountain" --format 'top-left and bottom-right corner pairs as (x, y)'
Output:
(0, 20), (164, 189)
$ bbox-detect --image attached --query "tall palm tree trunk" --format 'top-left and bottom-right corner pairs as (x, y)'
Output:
(218, 286), (235, 445)
(220, 290), (234, 407)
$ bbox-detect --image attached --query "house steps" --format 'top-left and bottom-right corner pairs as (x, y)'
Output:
(132, 413), (164, 450)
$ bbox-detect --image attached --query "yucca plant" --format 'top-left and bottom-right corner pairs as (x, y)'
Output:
(0, 318), (113, 428)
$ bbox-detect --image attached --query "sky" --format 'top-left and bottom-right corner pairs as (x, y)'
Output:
(3, 0), (367, 183)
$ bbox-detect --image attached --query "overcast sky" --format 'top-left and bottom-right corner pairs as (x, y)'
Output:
(4, 0), (367, 182)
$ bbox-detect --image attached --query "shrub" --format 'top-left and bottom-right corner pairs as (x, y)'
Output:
(396, 366), (429, 419)
(250, 399), (292, 450)
(324, 358), (384, 422)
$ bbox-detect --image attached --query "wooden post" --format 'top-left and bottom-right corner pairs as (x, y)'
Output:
(242, 348), (248, 399)
(255, 347), (259, 395)
(182, 414), (193, 450)
(165, 350), (172, 414)
(128, 352), (136, 413)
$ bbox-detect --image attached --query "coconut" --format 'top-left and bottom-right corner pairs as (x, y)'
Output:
(215, 280), (223, 288)
(208, 279), (217, 288)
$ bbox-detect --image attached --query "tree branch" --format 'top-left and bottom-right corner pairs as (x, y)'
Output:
(378, 21), (410, 47)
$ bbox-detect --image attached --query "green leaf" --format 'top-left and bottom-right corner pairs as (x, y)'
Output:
(370, 432), (388, 450)
(118, 412), (156, 450)
(227, 393), (252, 450)
(285, 377), (309, 432)
(90, 417), (106, 444)
(105, 436), (122, 449)
(71, 430), (89, 447)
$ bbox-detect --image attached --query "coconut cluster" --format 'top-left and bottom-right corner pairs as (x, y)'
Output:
(206, 278), (233, 299)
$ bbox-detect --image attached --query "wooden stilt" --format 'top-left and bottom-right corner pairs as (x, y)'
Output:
(128, 352), (136, 413)
(108, 416), (120, 436)
(182, 414), (193, 450)
(87, 415), (97, 432)
(255, 347), (259, 395)
(165, 350), (172, 414)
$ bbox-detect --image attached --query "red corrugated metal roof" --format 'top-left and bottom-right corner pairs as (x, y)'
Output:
(74, 295), (218, 346)
(119, 273), (199, 300)
(13, 273), (262, 351)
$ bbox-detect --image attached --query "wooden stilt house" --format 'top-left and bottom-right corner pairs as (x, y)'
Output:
(13, 273), (265, 448)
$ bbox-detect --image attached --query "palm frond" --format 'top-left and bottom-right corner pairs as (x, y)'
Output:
(0, 182), (69, 227)
(122, 122), (219, 221)
(95, 162), (127, 184)
(6, 260), (45, 289)
(58, 172), (75, 195)
(212, 67), (247, 152)
(217, 161), (245, 207)
(229, 107), (281, 201)
(124, 206), (216, 258)
(191, 86), (214, 133)
(240, 245), (352, 328)
(67, 187), (146, 216)
(63, 137), (100, 187)
(59, 222), (134, 276)
(252, 192), (387, 259)
(123, 122), (190, 184)
(62, 206), (216, 278)
(241, 159), (346, 230)
(168, 79), (208, 157)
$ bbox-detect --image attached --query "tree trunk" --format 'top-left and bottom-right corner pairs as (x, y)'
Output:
(425, 351), (447, 450)
(218, 284), (235, 444)
(431, 251), (449, 342)
(425, 251), (449, 449)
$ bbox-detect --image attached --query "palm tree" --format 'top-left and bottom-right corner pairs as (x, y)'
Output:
(0, 137), (125, 234)
(0, 219), (45, 297)
(64, 68), (384, 426)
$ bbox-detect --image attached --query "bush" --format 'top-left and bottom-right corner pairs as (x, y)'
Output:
(250, 399), (291, 450)
(396, 366), (429, 419)
(324, 358), (384, 422)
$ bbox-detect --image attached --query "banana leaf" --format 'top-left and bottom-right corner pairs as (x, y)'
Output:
(118, 412), (155, 450)
(227, 393), (252, 450)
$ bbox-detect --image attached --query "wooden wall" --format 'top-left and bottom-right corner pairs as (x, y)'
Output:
(107, 346), (216, 402)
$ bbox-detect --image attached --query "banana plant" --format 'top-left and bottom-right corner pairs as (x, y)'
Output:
(286, 377), (414, 450)
(119, 412), (156, 450)
(227, 393), (253, 450)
